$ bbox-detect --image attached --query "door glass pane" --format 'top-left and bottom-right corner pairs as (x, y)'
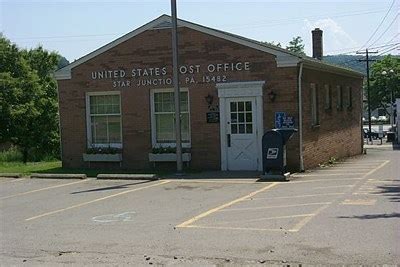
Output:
(238, 102), (244, 111)
(238, 113), (245, 123)
(246, 113), (252, 122)
(245, 101), (252, 111)
(231, 113), (237, 123)
(231, 124), (238, 134)
(230, 102), (237, 112)
(246, 124), (253, 134)
(238, 124), (245, 134)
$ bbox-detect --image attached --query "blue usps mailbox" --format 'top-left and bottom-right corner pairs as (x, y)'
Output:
(262, 128), (297, 179)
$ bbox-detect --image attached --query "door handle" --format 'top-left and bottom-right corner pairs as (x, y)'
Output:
(227, 134), (231, 147)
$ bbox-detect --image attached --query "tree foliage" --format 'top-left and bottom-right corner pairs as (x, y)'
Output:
(0, 36), (62, 162)
(261, 41), (282, 48)
(286, 36), (305, 55)
(368, 55), (400, 114)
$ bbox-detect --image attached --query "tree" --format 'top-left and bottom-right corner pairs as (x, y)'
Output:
(261, 41), (282, 48)
(0, 36), (61, 162)
(369, 55), (400, 118)
(286, 36), (305, 56)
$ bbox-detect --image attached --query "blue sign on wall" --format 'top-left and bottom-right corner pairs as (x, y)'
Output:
(275, 112), (286, 129)
(275, 112), (295, 129)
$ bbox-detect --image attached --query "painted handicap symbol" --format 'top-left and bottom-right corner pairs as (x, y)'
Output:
(92, 211), (136, 223)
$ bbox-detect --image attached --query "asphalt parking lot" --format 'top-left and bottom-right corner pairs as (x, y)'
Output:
(1, 146), (399, 265)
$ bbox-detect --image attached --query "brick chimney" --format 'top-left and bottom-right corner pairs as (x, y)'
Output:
(312, 28), (323, 60)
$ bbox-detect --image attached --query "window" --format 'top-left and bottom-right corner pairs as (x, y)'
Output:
(230, 100), (253, 134)
(311, 83), (319, 126)
(336, 85), (343, 110)
(86, 92), (122, 147)
(324, 84), (332, 110)
(345, 86), (352, 109)
(151, 89), (190, 146)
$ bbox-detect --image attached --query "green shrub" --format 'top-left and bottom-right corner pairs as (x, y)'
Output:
(0, 146), (23, 162)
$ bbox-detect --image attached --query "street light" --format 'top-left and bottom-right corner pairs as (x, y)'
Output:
(381, 69), (395, 129)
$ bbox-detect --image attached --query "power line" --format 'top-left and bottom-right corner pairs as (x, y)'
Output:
(383, 33), (400, 45)
(7, 8), (393, 41)
(225, 9), (391, 31)
(325, 42), (400, 55)
(377, 45), (400, 55)
(369, 12), (400, 47)
(359, 0), (396, 49)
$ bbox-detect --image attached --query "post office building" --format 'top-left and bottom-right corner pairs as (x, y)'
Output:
(55, 15), (364, 172)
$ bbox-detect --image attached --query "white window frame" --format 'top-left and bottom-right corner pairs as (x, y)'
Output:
(336, 85), (343, 110)
(324, 84), (332, 110)
(150, 88), (191, 148)
(311, 83), (319, 126)
(85, 91), (122, 148)
(345, 86), (353, 109)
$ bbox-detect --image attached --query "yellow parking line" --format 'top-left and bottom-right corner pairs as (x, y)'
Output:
(249, 192), (345, 200)
(317, 171), (371, 174)
(221, 202), (331, 212)
(204, 213), (315, 226)
(312, 185), (355, 189)
(176, 182), (278, 228)
(0, 178), (27, 184)
(0, 179), (88, 200)
(289, 205), (328, 232)
(25, 180), (170, 221)
(184, 225), (288, 232)
(290, 178), (362, 184)
(341, 199), (377, 205)
(290, 160), (390, 232)
(165, 179), (258, 184)
(291, 174), (364, 178)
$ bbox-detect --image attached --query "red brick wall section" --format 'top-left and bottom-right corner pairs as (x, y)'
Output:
(57, 26), (362, 171)
(301, 67), (363, 169)
(57, 26), (303, 170)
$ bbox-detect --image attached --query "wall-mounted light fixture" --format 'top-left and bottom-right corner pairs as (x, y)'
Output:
(268, 90), (277, 102)
(205, 94), (214, 107)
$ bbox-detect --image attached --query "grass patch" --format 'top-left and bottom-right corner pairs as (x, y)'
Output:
(0, 161), (200, 177)
(0, 161), (62, 174)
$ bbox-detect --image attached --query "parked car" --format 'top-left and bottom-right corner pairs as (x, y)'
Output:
(363, 128), (385, 139)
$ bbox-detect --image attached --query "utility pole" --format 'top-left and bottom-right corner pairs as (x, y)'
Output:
(171, 0), (183, 174)
(357, 49), (378, 143)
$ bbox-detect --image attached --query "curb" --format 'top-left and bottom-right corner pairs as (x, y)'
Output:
(30, 173), (87, 179)
(96, 174), (158, 180)
(0, 173), (22, 178)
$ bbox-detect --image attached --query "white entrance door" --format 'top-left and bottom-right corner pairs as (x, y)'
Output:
(226, 98), (258, 170)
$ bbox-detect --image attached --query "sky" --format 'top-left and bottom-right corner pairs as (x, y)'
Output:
(1, 0), (399, 62)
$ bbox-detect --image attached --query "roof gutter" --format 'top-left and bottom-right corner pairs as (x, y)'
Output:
(298, 62), (304, 172)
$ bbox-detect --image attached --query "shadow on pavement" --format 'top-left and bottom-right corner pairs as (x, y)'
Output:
(337, 213), (400, 220)
(373, 184), (400, 202)
(162, 171), (262, 179)
(70, 180), (152, 194)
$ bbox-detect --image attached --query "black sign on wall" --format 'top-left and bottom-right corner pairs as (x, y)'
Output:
(206, 112), (220, 123)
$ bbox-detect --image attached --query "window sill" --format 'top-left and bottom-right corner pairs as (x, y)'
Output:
(148, 153), (191, 162)
(311, 124), (320, 129)
(89, 143), (122, 149)
(83, 153), (122, 162)
(153, 143), (191, 149)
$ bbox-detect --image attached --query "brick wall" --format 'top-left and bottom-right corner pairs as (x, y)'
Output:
(301, 68), (363, 169)
(57, 25), (362, 171)
(57, 26), (302, 170)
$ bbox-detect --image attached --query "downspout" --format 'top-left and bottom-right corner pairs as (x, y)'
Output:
(298, 62), (304, 172)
